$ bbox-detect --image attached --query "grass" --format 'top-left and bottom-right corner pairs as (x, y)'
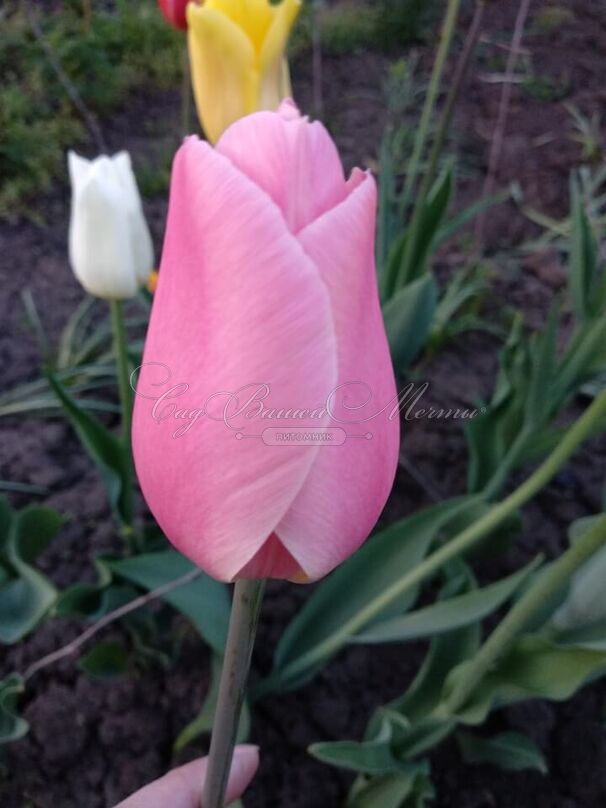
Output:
(522, 73), (572, 103)
(0, 0), (183, 219)
(533, 5), (574, 33)
(290, 0), (436, 58)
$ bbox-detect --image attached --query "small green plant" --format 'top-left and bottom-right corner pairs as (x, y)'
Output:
(566, 103), (603, 164)
(522, 73), (571, 103)
(375, 0), (438, 48)
(467, 174), (606, 497)
(377, 28), (510, 371)
(534, 5), (574, 33)
(0, 498), (63, 645)
(319, 2), (379, 55)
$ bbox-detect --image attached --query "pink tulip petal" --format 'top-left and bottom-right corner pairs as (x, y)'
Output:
(236, 532), (303, 580)
(274, 172), (400, 580)
(132, 137), (337, 581)
(216, 101), (348, 234)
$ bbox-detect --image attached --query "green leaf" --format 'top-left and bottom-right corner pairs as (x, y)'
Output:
(404, 167), (454, 284)
(555, 618), (606, 650)
(310, 711), (409, 775)
(0, 504), (62, 644)
(14, 506), (63, 562)
(108, 551), (230, 655)
(379, 571), (480, 760)
(0, 577), (57, 645)
(570, 174), (601, 321)
(263, 498), (478, 693)
(174, 654), (250, 753)
(443, 635), (606, 725)
(382, 166), (453, 298)
(79, 640), (130, 680)
(435, 187), (511, 248)
(525, 301), (560, 428)
(551, 514), (606, 648)
(466, 315), (531, 492)
(55, 554), (141, 622)
(0, 675), (28, 745)
(56, 296), (98, 369)
(353, 556), (542, 644)
(456, 730), (548, 774)
(383, 274), (438, 370)
(125, 609), (175, 670)
(348, 766), (434, 808)
(174, 654), (221, 753)
(552, 317), (606, 408)
(0, 497), (13, 550)
(47, 370), (129, 522)
(430, 263), (490, 348)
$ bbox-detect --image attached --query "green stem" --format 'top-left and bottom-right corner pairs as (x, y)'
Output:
(181, 41), (192, 137)
(393, 0), (463, 292)
(481, 424), (531, 501)
(275, 390), (606, 686)
(399, 0), (462, 218)
(202, 579), (265, 808)
(110, 300), (134, 530)
(422, 0), (485, 205)
(445, 513), (606, 714)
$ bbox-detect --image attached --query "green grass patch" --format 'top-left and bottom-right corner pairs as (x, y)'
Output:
(522, 73), (572, 103)
(290, 0), (436, 58)
(533, 5), (575, 33)
(0, 0), (182, 219)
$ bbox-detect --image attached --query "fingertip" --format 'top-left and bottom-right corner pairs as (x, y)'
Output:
(225, 744), (260, 802)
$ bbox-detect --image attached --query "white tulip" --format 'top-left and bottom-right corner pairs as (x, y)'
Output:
(68, 151), (154, 299)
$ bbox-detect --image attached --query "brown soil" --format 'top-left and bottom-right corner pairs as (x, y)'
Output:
(1, 1), (605, 806)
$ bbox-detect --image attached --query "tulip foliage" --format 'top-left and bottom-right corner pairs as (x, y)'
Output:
(307, 515), (606, 805)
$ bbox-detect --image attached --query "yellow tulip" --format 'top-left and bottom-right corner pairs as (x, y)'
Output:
(187, 0), (301, 143)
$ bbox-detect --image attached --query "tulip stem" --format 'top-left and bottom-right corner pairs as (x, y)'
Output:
(181, 42), (192, 137)
(422, 0), (485, 208)
(202, 578), (265, 808)
(443, 513), (606, 715)
(399, 0), (462, 219)
(110, 299), (134, 532)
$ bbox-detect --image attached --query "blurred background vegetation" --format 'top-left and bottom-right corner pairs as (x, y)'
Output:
(0, 0), (183, 218)
(0, 0), (436, 219)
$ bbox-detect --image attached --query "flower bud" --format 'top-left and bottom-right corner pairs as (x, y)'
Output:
(68, 151), (154, 300)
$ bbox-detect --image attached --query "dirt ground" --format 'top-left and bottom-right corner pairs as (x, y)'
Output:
(1, 1), (605, 806)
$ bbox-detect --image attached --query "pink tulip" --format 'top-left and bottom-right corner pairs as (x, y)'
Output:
(132, 101), (399, 583)
(157, 0), (190, 30)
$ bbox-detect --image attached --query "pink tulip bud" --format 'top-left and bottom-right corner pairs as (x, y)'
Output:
(157, 0), (190, 30)
(132, 101), (400, 583)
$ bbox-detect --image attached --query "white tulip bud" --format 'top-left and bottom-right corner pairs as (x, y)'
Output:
(68, 151), (154, 300)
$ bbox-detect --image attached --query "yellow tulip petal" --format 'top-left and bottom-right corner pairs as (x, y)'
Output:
(259, 0), (301, 74)
(259, 56), (290, 110)
(279, 56), (293, 99)
(187, 5), (257, 143)
(205, 0), (274, 52)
